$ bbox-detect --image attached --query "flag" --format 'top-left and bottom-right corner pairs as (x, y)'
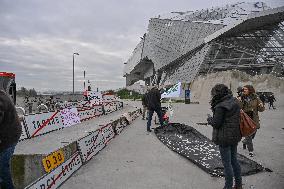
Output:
(161, 82), (181, 98)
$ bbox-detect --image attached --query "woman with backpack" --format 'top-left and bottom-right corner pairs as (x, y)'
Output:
(238, 85), (265, 157)
(207, 84), (242, 189)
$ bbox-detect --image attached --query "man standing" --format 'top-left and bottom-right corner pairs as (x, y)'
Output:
(268, 94), (276, 109)
(145, 86), (163, 132)
(0, 90), (22, 189)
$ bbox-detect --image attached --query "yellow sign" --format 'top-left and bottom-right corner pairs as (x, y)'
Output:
(42, 150), (65, 173)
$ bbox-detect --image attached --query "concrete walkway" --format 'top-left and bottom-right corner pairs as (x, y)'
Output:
(60, 102), (284, 189)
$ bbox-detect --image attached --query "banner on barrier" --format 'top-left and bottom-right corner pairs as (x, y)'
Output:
(77, 130), (105, 163)
(88, 91), (103, 105)
(122, 113), (132, 123)
(78, 106), (103, 121)
(60, 108), (81, 127)
(25, 152), (82, 189)
(103, 94), (116, 102)
(115, 118), (126, 135)
(104, 102), (117, 114)
(24, 111), (64, 137)
(116, 101), (123, 110)
(101, 123), (115, 144)
(19, 121), (28, 140)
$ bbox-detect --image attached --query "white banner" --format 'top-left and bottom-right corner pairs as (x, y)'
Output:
(19, 121), (28, 140)
(60, 108), (81, 127)
(77, 130), (105, 163)
(24, 111), (64, 137)
(104, 102), (117, 114)
(101, 123), (115, 144)
(115, 118), (128, 135)
(103, 94), (116, 102)
(25, 152), (82, 189)
(116, 101), (123, 110)
(88, 91), (103, 105)
(77, 106), (103, 121)
(161, 82), (182, 98)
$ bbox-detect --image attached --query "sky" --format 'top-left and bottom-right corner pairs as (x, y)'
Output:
(0, 0), (283, 92)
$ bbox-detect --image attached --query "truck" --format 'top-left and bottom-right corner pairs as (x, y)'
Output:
(0, 72), (16, 104)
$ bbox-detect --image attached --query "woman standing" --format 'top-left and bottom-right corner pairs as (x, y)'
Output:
(238, 85), (265, 157)
(207, 84), (242, 189)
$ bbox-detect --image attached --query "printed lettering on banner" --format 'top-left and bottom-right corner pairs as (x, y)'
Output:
(103, 94), (116, 103)
(42, 150), (65, 173)
(101, 124), (115, 144)
(25, 152), (82, 189)
(60, 108), (81, 127)
(104, 102), (117, 114)
(78, 108), (92, 121)
(122, 113), (132, 123)
(88, 91), (103, 105)
(115, 119), (126, 135)
(94, 105), (104, 116)
(116, 101), (123, 110)
(77, 130), (105, 162)
(19, 121), (28, 140)
(24, 111), (64, 137)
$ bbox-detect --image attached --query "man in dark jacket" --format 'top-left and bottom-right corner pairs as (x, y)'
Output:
(267, 94), (276, 109)
(207, 84), (242, 189)
(145, 86), (163, 132)
(0, 90), (22, 189)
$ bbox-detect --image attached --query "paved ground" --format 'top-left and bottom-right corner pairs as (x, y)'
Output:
(60, 101), (284, 189)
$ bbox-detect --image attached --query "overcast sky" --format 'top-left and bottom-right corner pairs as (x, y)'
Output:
(0, 0), (283, 92)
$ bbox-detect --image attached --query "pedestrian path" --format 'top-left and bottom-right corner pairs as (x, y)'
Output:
(60, 102), (284, 189)
(60, 114), (223, 189)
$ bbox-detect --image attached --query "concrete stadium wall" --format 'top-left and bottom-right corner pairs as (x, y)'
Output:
(190, 70), (284, 106)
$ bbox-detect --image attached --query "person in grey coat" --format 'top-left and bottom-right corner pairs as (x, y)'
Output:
(207, 84), (242, 189)
(0, 90), (22, 189)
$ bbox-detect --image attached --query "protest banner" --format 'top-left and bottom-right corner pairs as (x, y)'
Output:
(60, 108), (81, 127)
(100, 123), (115, 144)
(25, 152), (82, 189)
(77, 129), (105, 163)
(24, 111), (64, 137)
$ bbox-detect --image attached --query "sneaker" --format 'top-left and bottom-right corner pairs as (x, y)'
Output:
(249, 152), (254, 157)
(147, 129), (152, 132)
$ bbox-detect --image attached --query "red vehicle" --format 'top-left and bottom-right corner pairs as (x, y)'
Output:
(0, 72), (16, 104)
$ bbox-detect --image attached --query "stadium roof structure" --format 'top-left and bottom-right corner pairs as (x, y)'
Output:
(123, 2), (284, 86)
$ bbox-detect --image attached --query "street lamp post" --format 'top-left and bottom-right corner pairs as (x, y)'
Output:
(73, 52), (79, 94)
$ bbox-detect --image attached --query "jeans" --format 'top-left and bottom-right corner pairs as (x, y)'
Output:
(0, 145), (16, 189)
(219, 145), (242, 189)
(147, 109), (163, 130)
(243, 132), (256, 152)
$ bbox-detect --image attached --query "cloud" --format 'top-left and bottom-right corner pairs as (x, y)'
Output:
(0, 0), (283, 92)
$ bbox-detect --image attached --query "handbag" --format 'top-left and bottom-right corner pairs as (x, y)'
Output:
(240, 109), (257, 137)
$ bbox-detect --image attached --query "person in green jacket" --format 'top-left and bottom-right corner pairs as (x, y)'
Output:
(237, 85), (265, 157)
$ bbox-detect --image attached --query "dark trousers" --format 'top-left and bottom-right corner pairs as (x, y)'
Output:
(243, 132), (256, 152)
(0, 145), (16, 189)
(269, 102), (275, 109)
(147, 109), (163, 130)
(219, 145), (242, 189)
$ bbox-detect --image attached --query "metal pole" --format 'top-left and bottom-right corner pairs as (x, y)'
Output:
(73, 54), (75, 94)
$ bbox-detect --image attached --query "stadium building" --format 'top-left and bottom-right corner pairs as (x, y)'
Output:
(123, 2), (284, 87)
